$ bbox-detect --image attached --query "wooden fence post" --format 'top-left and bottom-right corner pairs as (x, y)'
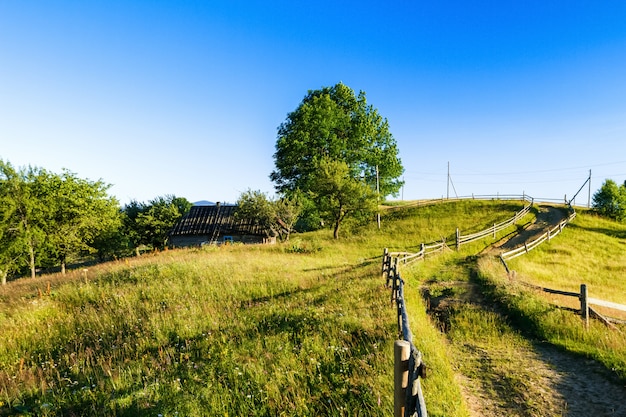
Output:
(580, 284), (589, 329)
(394, 340), (411, 417)
(382, 248), (389, 278)
(493, 223), (496, 239)
(455, 228), (460, 251)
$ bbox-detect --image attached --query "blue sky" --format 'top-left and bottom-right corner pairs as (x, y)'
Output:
(2, 1), (626, 206)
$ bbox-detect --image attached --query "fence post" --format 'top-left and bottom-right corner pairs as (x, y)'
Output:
(493, 223), (496, 239)
(390, 258), (399, 304)
(455, 228), (460, 251)
(580, 284), (589, 329)
(382, 248), (389, 278)
(394, 340), (411, 417)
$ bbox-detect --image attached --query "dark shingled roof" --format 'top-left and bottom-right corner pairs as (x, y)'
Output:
(169, 204), (267, 237)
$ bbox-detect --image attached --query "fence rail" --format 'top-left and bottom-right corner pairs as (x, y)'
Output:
(387, 195), (534, 265)
(382, 250), (428, 417)
(510, 278), (626, 328)
(500, 210), (577, 261)
(456, 195), (533, 249)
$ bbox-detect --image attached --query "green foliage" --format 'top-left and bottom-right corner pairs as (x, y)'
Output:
(270, 83), (403, 234)
(122, 195), (191, 251)
(0, 161), (120, 279)
(308, 158), (378, 239)
(592, 179), (626, 221)
(42, 170), (121, 273)
(235, 189), (302, 241)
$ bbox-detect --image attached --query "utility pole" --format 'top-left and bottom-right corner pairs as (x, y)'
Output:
(376, 165), (381, 229)
(587, 170), (591, 208)
(447, 161), (450, 200)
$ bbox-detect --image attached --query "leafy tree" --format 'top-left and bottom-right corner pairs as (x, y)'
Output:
(270, 83), (403, 235)
(271, 82), (404, 197)
(308, 158), (377, 239)
(42, 170), (121, 274)
(592, 179), (626, 221)
(235, 189), (302, 241)
(123, 195), (192, 252)
(0, 161), (49, 279)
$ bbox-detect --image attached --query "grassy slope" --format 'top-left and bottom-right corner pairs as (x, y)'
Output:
(476, 209), (626, 382)
(0, 200), (536, 416)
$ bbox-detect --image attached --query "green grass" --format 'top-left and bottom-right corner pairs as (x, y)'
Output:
(507, 209), (626, 304)
(476, 254), (626, 383)
(0, 199), (533, 416)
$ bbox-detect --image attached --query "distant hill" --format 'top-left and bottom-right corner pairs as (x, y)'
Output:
(192, 200), (215, 206)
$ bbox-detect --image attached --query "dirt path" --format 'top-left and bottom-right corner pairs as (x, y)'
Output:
(425, 206), (626, 416)
(492, 205), (568, 252)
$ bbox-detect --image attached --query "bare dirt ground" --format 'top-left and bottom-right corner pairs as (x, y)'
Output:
(426, 205), (626, 417)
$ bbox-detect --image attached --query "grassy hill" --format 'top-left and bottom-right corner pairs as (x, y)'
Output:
(1, 200), (624, 416)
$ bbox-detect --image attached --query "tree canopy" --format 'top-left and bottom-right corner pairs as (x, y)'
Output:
(235, 189), (302, 241)
(593, 179), (626, 222)
(0, 161), (120, 279)
(270, 83), (403, 236)
(270, 83), (404, 198)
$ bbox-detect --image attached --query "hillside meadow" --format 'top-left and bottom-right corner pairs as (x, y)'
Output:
(0, 200), (548, 416)
(479, 209), (626, 382)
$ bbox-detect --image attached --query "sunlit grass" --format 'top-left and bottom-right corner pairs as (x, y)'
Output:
(0, 199), (531, 416)
(507, 209), (626, 304)
(476, 256), (626, 382)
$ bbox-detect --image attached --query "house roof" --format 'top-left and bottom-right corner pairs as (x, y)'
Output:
(169, 204), (267, 237)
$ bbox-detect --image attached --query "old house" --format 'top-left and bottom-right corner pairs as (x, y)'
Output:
(169, 202), (276, 247)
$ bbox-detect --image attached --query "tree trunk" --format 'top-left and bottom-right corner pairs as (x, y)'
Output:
(333, 220), (340, 239)
(1, 270), (6, 285)
(29, 244), (36, 279)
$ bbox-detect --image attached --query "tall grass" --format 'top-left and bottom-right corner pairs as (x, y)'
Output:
(476, 255), (626, 382)
(507, 209), (626, 304)
(0, 200), (530, 416)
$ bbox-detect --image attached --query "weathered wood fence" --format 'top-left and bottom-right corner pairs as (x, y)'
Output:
(380, 194), (543, 415)
(389, 195), (534, 266)
(382, 251), (428, 417)
(500, 209), (577, 261)
(456, 195), (533, 250)
(505, 277), (626, 329)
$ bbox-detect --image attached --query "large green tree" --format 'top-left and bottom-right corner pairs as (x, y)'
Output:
(271, 83), (404, 197)
(0, 161), (48, 279)
(270, 83), (403, 235)
(0, 161), (122, 278)
(43, 170), (121, 274)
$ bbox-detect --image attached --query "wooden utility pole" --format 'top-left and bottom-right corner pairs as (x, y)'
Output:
(376, 165), (381, 229)
(447, 162), (450, 200)
(587, 170), (591, 208)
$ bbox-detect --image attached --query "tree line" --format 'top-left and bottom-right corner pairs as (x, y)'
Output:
(0, 160), (192, 284)
(1, 82), (408, 282)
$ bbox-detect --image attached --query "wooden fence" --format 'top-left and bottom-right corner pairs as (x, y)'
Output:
(505, 276), (626, 329)
(388, 195), (534, 266)
(456, 195), (533, 250)
(500, 210), (577, 261)
(382, 251), (428, 417)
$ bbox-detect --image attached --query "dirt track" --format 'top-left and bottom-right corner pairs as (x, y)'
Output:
(429, 205), (626, 417)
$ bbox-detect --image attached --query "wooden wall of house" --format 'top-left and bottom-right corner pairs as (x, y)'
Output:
(170, 234), (275, 248)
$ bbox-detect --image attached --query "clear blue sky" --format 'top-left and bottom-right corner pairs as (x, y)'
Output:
(2, 1), (626, 206)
